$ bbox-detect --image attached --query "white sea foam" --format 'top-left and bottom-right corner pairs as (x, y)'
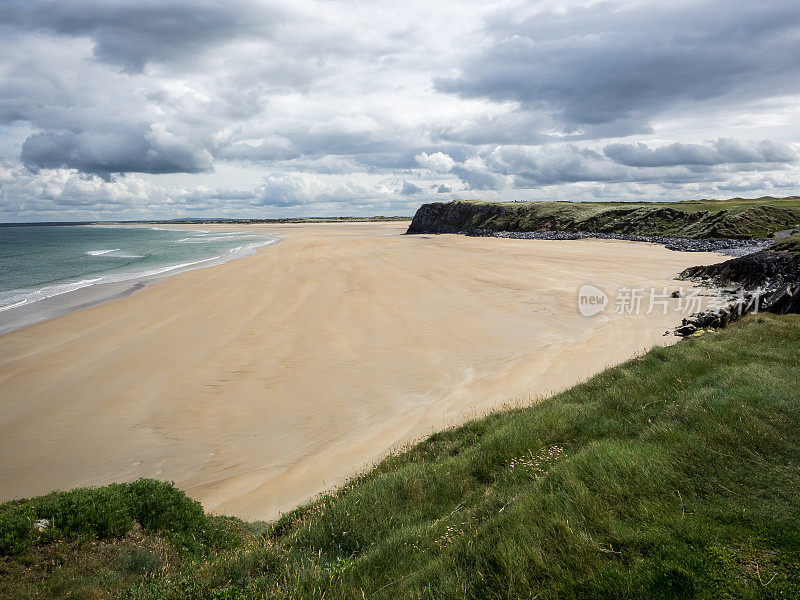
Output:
(0, 278), (104, 312)
(176, 235), (258, 243)
(137, 256), (222, 277)
(86, 248), (144, 258)
(175, 237), (213, 243)
(149, 226), (193, 232)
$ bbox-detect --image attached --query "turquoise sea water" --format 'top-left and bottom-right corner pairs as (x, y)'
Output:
(0, 225), (277, 313)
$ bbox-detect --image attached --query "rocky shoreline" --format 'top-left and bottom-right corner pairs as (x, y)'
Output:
(674, 249), (800, 336)
(477, 230), (773, 257)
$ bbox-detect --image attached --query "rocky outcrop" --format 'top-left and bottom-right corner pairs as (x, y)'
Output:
(681, 249), (800, 290)
(673, 249), (800, 336)
(406, 201), (502, 234)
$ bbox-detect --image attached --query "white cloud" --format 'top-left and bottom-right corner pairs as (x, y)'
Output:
(415, 152), (455, 173)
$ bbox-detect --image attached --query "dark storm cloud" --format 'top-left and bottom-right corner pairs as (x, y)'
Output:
(20, 126), (213, 178)
(604, 139), (798, 168)
(491, 146), (624, 188)
(436, 1), (800, 134)
(0, 0), (284, 72)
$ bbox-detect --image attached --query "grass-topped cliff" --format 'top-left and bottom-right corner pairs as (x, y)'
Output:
(2, 314), (799, 599)
(407, 197), (800, 239)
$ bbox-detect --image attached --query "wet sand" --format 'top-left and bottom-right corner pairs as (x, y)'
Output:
(0, 221), (726, 520)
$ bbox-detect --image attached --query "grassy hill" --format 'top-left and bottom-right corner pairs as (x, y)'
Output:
(406, 197), (800, 239)
(2, 314), (799, 599)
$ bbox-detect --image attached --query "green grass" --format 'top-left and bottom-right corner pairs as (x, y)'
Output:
(410, 197), (800, 238)
(773, 232), (800, 254)
(2, 314), (800, 599)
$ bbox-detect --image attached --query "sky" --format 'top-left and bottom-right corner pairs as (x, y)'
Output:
(1, 0), (800, 221)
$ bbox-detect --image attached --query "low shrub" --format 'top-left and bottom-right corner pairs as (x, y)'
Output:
(35, 484), (134, 541)
(0, 479), (238, 556)
(0, 507), (35, 554)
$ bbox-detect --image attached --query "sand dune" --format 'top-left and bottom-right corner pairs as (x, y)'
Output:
(0, 222), (726, 520)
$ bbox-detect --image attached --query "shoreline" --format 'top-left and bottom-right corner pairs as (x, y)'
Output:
(4, 221), (769, 337)
(466, 229), (775, 257)
(0, 222), (729, 520)
(0, 228), (280, 335)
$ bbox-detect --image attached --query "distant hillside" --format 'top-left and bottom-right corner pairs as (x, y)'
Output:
(407, 197), (800, 239)
(140, 216), (412, 225)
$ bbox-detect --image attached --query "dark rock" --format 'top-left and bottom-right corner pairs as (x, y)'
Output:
(681, 250), (800, 288)
(761, 283), (800, 314)
(693, 310), (725, 328)
(467, 229), (770, 257)
(675, 324), (698, 336)
(673, 248), (800, 335)
(680, 250), (800, 314)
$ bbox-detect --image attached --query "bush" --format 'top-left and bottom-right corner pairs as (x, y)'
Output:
(0, 508), (35, 554)
(125, 478), (205, 534)
(34, 484), (134, 541)
(0, 479), (239, 556)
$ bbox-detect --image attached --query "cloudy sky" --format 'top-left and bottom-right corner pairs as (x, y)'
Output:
(1, 0), (799, 221)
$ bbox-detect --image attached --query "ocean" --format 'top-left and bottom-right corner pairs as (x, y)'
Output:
(0, 225), (278, 332)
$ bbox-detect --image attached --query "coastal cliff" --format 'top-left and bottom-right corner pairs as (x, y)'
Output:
(407, 198), (800, 239)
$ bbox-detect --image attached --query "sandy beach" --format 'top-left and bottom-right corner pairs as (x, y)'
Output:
(0, 222), (727, 520)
